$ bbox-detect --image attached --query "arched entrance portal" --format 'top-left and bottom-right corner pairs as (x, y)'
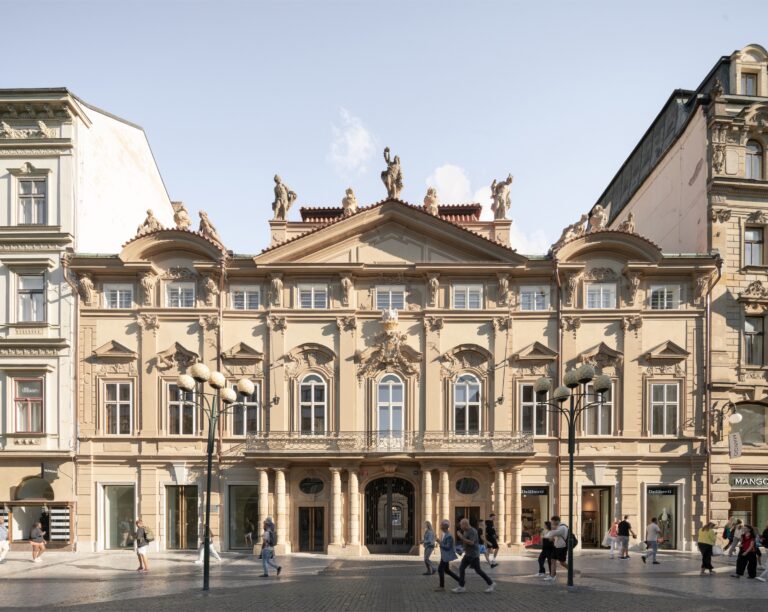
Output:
(365, 477), (415, 553)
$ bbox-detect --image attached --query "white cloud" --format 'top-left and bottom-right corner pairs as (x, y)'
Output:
(327, 108), (376, 176)
(509, 223), (550, 255)
(425, 164), (472, 202)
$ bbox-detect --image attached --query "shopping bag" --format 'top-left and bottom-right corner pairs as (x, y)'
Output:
(602, 531), (612, 547)
(712, 545), (724, 556)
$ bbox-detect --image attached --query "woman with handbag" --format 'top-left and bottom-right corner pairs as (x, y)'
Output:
(732, 524), (758, 579)
(434, 520), (460, 591)
(697, 521), (717, 575)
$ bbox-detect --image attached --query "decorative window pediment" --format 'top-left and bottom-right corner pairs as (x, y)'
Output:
(644, 340), (690, 362)
(357, 331), (422, 381)
(578, 342), (623, 373)
(285, 343), (335, 379)
(739, 280), (768, 314)
(92, 340), (137, 360)
(512, 341), (557, 362)
(440, 344), (493, 379)
(155, 342), (199, 371)
(222, 342), (263, 362)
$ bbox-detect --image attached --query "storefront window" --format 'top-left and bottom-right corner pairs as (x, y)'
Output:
(104, 485), (135, 549)
(228, 485), (259, 551)
(646, 486), (677, 549)
(521, 486), (549, 548)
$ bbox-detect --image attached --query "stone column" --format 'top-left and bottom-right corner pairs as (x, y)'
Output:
(330, 467), (342, 548)
(274, 468), (289, 554)
(495, 467), (506, 544)
(256, 468), (269, 554)
(423, 469), (433, 526)
(348, 469), (360, 548)
(440, 469), (450, 525)
(509, 468), (522, 549)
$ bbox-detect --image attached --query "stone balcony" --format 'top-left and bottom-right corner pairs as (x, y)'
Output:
(244, 431), (534, 457)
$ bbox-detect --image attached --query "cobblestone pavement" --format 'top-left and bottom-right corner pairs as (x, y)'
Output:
(0, 549), (765, 611)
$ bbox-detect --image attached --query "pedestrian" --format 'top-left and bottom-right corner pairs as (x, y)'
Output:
(30, 521), (46, 563)
(537, 520), (554, 577)
(435, 520), (460, 591)
(722, 518), (734, 552)
(477, 524), (493, 567)
(608, 517), (620, 559)
(245, 519), (255, 548)
(423, 521), (436, 575)
(259, 519), (281, 577)
(134, 519), (150, 573)
(762, 522), (768, 554)
(452, 518), (495, 593)
(195, 524), (222, 564)
(641, 517), (662, 565)
(728, 519), (743, 557)
(484, 514), (500, 567)
(617, 515), (636, 560)
(731, 524), (757, 579)
(0, 516), (9, 563)
(543, 515), (569, 581)
(697, 521), (717, 575)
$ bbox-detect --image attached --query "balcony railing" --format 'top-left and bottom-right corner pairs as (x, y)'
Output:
(244, 431), (533, 454)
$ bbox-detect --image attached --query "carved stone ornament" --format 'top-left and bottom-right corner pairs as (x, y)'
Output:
(646, 363), (684, 377)
(198, 314), (220, 330)
(221, 342), (264, 376)
(564, 272), (581, 306)
(381, 147), (403, 199)
(172, 202), (192, 229)
(136, 209), (164, 236)
(202, 275), (219, 307)
(269, 274), (283, 307)
(163, 267), (196, 280)
(616, 212), (636, 234)
(267, 315), (287, 332)
(340, 274), (353, 307)
(284, 343), (335, 379)
(711, 78), (725, 100)
(710, 208), (731, 223)
(490, 174), (513, 220)
(747, 210), (768, 224)
(553, 213), (588, 250)
(440, 344), (492, 379)
(579, 342), (623, 373)
(0, 120), (56, 139)
(492, 316), (511, 331)
(156, 342), (199, 371)
(624, 270), (642, 306)
(92, 340), (137, 361)
(560, 316), (581, 337)
(342, 188), (358, 216)
(584, 267), (617, 281)
(497, 274), (510, 306)
(356, 328), (422, 380)
(427, 273), (439, 307)
(77, 273), (95, 306)
(336, 315), (357, 332)
(136, 313), (159, 331)
(644, 340), (689, 364)
(621, 314), (643, 336)
(739, 280), (768, 313)
(272, 174), (297, 221)
(694, 273), (712, 304)
(139, 272), (157, 306)
(425, 316), (444, 332)
(587, 204), (608, 232)
(198, 211), (223, 243)
(712, 144), (725, 174)
(423, 187), (439, 215)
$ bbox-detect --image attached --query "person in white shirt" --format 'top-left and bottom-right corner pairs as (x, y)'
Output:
(194, 524), (222, 564)
(0, 516), (9, 563)
(641, 517), (662, 565)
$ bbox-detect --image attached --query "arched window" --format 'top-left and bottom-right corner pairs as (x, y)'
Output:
(454, 373), (481, 435)
(746, 140), (763, 180)
(299, 374), (326, 435)
(377, 373), (404, 440)
(734, 403), (768, 445)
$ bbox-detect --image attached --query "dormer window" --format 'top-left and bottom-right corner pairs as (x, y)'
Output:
(741, 73), (758, 96)
(746, 141), (763, 180)
(585, 282), (616, 309)
(166, 282), (195, 308)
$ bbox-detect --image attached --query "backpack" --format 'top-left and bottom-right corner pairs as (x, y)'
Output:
(723, 526), (731, 540)
(144, 526), (155, 543)
(267, 529), (277, 546)
(562, 524), (578, 548)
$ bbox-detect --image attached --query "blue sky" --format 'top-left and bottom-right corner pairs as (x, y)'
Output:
(3, 0), (768, 254)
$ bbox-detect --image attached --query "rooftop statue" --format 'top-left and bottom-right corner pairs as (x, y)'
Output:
(173, 203), (192, 229)
(588, 204), (608, 233)
(616, 212), (636, 234)
(136, 209), (164, 236)
(381, 147), (403, 199)
(272, 174), (297, 221)
(423, 187), (439, 215)
(199, 211), (223, 243)
(490, 173), (513, 220)
(342, 188), (358, 216)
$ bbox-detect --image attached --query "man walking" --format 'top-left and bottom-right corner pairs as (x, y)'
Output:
(0, 516), (9, 563)
(259, 518), (281, 577)
(544, 516), (569, 581)
(641, 517), (662, 565)
(484, 514), (500, 567)
(435, 520), (460, 591)
(617, 515), (636, 560)
(195, 524), (222, 564)
(452, 518), (495, 593)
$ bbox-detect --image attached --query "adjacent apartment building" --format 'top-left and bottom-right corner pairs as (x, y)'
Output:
(0, 88), (172, 550)
(591, 44), (768, 530)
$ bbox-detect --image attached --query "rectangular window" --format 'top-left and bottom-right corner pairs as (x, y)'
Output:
(231, 286), (260, 310)
(650, 383), (679, 436)
(232, 384), (260, 435)
(166, 282), (195, 308)
(453, 284), (483, 309)
(742, 73), (758, 96)
(649, 285), (680, 310)
(168, 384), (196, 435)
(376, 286), (405, 310)
(18, 177), (47, 225)
(15, 378), (44, 433)
(18, 274), (45, 322)
(585, 282), (617, 309)
(745, 227), (764, 266)
(298, 284), (328, 309)
(103, 284), (133, 309)
(584, 382), (613, 435)
(520, 285), (550, 311)
(520, 384), (548, 436)
(745, 316), (764, 365)
(104, 382), (132, 435)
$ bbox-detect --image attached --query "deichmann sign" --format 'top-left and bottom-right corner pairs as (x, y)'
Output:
(730, 474), (768, 489)
(647, 487), (676, 496)
(522, 487), (548, 496)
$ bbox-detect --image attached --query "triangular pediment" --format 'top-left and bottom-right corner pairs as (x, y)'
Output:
(156, 342), (199, 371)
(222, 342), (263, 362)
(579, 342), (623, 367)
(92, 340), (137, 360)
(644, 340), (689, 361)
(512, 341), (558, 362)
(256, 201), (527, 265)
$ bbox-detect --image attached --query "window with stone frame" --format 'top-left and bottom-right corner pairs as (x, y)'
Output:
(454, 373), (481, 434)
(585, 282), (617, 309)
(298, 284), (328, 309)
(232, 382), (260, 435)
(375, 285), (405, 310)
(167, 383), (196, 435)
(520, 285), (550, 311)
(18, 273), (45, 322)
(103, 284), (134, 309)
(452, 285), (483, 309)
(166, 281), (195, 308)
(104, 381), (132, 435)
(746, 140), (764, 180)
(18, 177), (47, 225)
(584, 381), (613, 435)
(520, 383), (548, 436)
(745, 227), (765, 266)
(649, 285), (681, 310)
(744, 315), (765, 365)
(741, 72), (758, 96)
(14, 377), (44, 433)
(299, 373), (326, 434)
(650, 382), (679, 436)
(231, 285), (260, 310)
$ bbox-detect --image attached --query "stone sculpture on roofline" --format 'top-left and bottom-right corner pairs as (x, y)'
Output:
(199, 211), (223, 243)
(272, 174), (297, 221)
(490, 173), (513, 220)
(342, 188), (358, 216)
(423, 187), (439, 215)
(381, 147), (403, 199)
(136, 209), (163, 236)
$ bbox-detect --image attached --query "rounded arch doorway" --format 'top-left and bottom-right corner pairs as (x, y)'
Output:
(365, 477), (415, 554)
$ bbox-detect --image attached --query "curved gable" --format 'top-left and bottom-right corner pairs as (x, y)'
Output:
(555, 230), (663, 264)
(120, 229), (227, 264)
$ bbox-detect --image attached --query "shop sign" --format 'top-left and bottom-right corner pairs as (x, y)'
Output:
(522, 487), (548, 496)
(729, 433), (743, 459)
(730, 474), (768, 489)
(40, 463), (58, 480)
(647, 487), (676, 496)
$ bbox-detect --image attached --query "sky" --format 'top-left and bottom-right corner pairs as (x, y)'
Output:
(3, 0), (768, 255)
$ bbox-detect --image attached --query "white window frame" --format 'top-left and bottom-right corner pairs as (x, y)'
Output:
(375, 285), (406, 310)
(520, 383), (548, 436)
(377, 373), (405, 437)
(585, 282), (617, 309)
(648, 284), (681, 310)
(232, 382), (260, 435)
(298, 284), (328, 309)
(103, 283), (134, 309)
(103, 381), (133, 435)
(741, 72), (758, 96)
(14, 376), (45, 434)
(231, 285), (260, 310)
(454, 373), (482, 434)
(584, 381), (614, 436)
(520, 285), (550, 311)
(452, 284), (483, 310)
(166, 281), (195, 308)
(299, 373), (327, 435)
(745, 226), (765, 266)
(17, 272), (46, 323)
(167, 383), (196, 436)
(17, 176), (48, 225)
(650, 382), (679, 437)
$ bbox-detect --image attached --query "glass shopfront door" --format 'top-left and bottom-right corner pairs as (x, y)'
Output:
(228, 485), (259, 550)
(104, 485), (135, 549)
(166, 485), (198, 550)
(521, 486), (549, 548)
(581, 487), (612, 548)
(646, 486), (677, 550)
(298, 506), (325, 552)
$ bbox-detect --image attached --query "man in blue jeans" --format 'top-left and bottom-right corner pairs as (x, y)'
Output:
(452, 518), (495, 593)
(642, 517), (662, 565)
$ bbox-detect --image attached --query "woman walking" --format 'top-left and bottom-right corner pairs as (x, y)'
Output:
(423, 521), (436, 575)
(435, 520), (460, 591)
(608, 517), (619, 559)
(30, 521), (46, 563)
(259, 519), (281, 577)
(731, 524), (757, 579)
(134, 519), (150, 573)
(697, 521), (717, 575)
(537, 521), (554, 577)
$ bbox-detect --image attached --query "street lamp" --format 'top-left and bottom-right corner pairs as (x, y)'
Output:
(177, 363), (255, 591)
(534, 363), (611, 588)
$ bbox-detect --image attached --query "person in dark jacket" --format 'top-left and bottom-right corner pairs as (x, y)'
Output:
(484, 514), (500, 567)
(538, 521), (555, 577)
(435, 520), (460, 591)
(134, 518), (150, 573)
